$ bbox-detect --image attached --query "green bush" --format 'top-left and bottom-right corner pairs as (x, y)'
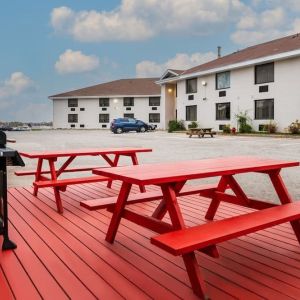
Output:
(222, 124), (231, 133)
(288, 120), (300, 134)
(188, 121), (198, 129)
(235, 111), (253, 133)
(168, 120), (186, 132)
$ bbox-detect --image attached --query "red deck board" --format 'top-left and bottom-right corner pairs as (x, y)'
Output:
(1, 182), (300, 299)
(0, 266), (14, 300)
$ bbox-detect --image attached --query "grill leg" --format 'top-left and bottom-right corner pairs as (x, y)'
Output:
(0, 158), (17, 251)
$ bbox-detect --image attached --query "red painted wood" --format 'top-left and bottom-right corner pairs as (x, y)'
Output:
(151, 202), (300, 256)
(20, 147), (152, 158)
(106, 182), (132, 243)
(269, 172), (300, 244)
(33, 175), (109, 188)
(205, 176), (228, 220)
(15, 165), (108, 176)
(38, 183), (298, 299)
(80, 183), (218, 210)
(13, 187), (186, 299)
(0, 267), (14, 300)
(93, 156), (299, 185)
(8, 197), (123, 299)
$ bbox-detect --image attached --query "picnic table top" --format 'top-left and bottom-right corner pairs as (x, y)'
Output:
(19, 147), (152, 159)
(93, 156), (299, 185)
(189, 127), (213, 131)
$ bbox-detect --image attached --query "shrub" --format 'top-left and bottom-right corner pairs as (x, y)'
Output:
(168, 120), (186, 132)
(288, 120), (300, 134)
(264, 121), (277, 134)
(222, 124), (231, 133)
(188, 121), (198, 129)
(235, 111), (252, 133)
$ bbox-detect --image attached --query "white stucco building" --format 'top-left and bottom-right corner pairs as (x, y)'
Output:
(158, 33), (300, 132)
(50, 34), (300, 132)
(50, 78), (163, 129)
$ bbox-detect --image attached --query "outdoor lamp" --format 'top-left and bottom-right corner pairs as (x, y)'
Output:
(201, 81), (207, 86)
(168, 88), (173, 93)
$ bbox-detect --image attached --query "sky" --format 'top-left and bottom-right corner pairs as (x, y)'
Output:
(0, 0), (300, 122)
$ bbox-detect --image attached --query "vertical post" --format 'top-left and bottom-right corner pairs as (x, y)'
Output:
(0, 158), (17, 250)
(131, 153), (146, 193)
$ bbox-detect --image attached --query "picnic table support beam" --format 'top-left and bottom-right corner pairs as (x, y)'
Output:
(205, 176), (228, 220)
(269, 171), (300, 244)
(56, 156), (76, 177)
(33, 158), (43, 196)
(182, 252), (208, 299)
(130, 153), (146, 193)
(106, 182), (132, 243)
(48, 159), (63, 214)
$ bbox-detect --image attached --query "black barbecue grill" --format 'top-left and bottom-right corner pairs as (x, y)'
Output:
(0, 131), (24, 250)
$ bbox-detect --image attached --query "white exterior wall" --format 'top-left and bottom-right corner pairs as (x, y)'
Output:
(175, 57), (300, 132)
(52, 96), (163, 129)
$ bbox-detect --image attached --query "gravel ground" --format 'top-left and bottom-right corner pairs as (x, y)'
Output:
(6, 129), (300, 202)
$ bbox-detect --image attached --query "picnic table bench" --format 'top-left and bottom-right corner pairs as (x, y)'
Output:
(187, 128), (216, 138)
(18, 147), (152, 213)
(85, 156), (300, 299)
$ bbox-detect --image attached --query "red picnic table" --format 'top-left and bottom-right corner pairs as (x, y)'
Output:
(82, 156), (300, 299)
(18, 147), (152, 213)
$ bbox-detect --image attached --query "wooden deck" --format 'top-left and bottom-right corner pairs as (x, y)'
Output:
(1, 182), (300, 299)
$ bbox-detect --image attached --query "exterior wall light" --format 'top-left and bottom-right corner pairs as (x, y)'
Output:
(201, 81), (207, 86)
(168, 88), (173, 93)
(113, 99), (118, 103)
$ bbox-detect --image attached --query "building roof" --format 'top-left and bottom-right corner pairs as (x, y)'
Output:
(182, 33), (300, 76)
(50, 78), (160, 98)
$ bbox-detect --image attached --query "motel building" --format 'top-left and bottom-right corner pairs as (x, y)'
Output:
(50, 33), (300, 132)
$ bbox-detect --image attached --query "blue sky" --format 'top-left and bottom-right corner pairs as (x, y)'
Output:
(0, 0), (299, 122)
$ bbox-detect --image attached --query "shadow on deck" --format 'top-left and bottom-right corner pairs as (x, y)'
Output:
(1, 182), (300, 300)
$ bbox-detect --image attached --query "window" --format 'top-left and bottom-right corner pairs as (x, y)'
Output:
(255, 62), (274, 84)
(255, 99), (274, 120)
(68, 114), (78, 123)
(216, 103), (230, 120)
(149, 97), (160, 106)
(149, 113), (160, 123)
(99, 98), (110, 107)
(186, 78), (197, 94)
(216, 71), (230, 90)
(68, 98), (78, 107)
(123, 97), (134, 106)
(124, 113), (134, 118)
(186, 105), (197, 121)
(99, 114), (109, 123)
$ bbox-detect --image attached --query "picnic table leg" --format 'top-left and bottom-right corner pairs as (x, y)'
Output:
(48, 159), (63, 214)
(183, 252), (208, 299)
(161, 183), (208, 298)
(107, 154), (119, 189)
(131, 153), (146, 193)
(152, 181), (186, 220)
(106, 182), (132, 243)
(33, 158), (43, 196)
(205, 176), (228, 220)
(269, 171), (300, 244)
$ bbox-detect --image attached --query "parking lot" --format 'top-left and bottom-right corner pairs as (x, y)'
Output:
(7, 130), (300, 201)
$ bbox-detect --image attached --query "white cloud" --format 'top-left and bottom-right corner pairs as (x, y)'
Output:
(55, 49), (99, 74)
(0, 72), (34, 98)
(50, 1), (248, 42)
(231, 7), (294, 46)
(136, 52), (216, 77)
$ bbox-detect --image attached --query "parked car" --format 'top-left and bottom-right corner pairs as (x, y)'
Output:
(110, 118), (154, 134)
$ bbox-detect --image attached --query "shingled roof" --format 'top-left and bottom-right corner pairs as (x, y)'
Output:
(182, 33), (300, 76)
(50, 78), (160, 98)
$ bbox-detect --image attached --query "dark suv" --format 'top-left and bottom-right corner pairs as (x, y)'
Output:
(110, 118), (151, 134)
